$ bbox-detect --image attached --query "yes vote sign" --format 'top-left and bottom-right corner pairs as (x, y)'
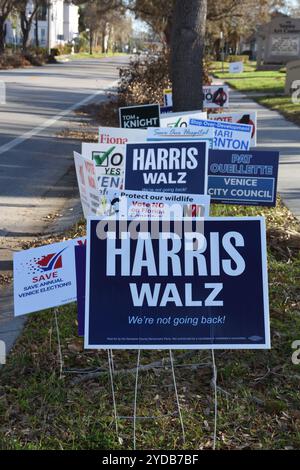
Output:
(208, 149), (279, 206)
(124, 141), (208, 194)
(85, 217), (270, 349)
(119, 104), (160, 129)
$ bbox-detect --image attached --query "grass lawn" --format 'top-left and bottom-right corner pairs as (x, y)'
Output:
(1, 200), (300, 450)
(211, 61), (286, 94)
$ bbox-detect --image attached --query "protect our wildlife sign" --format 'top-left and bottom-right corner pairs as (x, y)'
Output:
(124, 141), (208, 194)
(160, 110), (207, 128)
(84, 217), (270, 349)
(208, 149), (279, 206)
(14, 238), (85, 316)
(189, 118), (252, 151)
(119, 104), (160, 129)
(208, 111), (257, 147)
(105, 189), (211, 218)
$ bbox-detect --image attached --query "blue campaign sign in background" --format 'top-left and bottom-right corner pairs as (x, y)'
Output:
(75, 244), (86, 337)
(124, 141), (208, 195)
(208, 149), (279, 206)
(85, 218), (270, 350)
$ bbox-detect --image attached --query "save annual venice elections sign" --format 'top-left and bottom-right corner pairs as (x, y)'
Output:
(208, 111), (257, 147)
(160, 110), (207, 128)
(208, 149), (279, 206)
(164, 86), (230, 109)
(73, 152), (102, 218)
(14, 238), (85, 316)
(105, 189), (211, 218)
(84, 217), (270, 349)
(119, 104), (160, 129)
(189, 118), (252, 151)
(147, 126), (214, 148)
(98, 126), (147, 144)
(82, 142), (125, 194)
(124, 141), (208, 194)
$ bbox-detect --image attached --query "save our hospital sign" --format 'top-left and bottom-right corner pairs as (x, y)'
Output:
(84, 217), (270, 349)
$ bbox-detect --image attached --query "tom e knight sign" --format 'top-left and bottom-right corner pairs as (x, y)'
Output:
(119, 104), (160, 129)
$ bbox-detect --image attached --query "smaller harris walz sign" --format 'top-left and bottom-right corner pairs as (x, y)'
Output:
(119, 104), (160, 129)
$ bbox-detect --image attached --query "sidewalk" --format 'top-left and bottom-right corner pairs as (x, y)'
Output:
(0, 198), (82, 361)
(219, 84), (300, 220)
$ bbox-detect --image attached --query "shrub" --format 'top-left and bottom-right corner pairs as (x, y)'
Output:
(226, 55), (249, 63)
(118, 49), (211, 107)
(0, 53), (31, 69)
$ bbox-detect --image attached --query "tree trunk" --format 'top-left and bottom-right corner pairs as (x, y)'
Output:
(21, 13), (31, 52)
(171, 0), (207, 112)
(0, 18), (6, 54)
(35, 14), (39, 47)
(89, 29), (93, 55)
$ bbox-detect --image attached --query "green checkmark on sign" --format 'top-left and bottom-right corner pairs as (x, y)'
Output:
(174, 118), (182, 127)
(92, 146), (116, 166)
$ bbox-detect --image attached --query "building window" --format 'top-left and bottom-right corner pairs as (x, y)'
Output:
(37, 5), (47, 21)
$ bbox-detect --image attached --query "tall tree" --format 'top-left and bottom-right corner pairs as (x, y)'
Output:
(18, 1), (42, 52)
(0, 0), (17, 53)
(170, 0), (207, 111)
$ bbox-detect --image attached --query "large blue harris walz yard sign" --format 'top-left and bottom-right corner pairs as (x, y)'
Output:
(85, 217), (270, 349)
(124, 141), (208, 194)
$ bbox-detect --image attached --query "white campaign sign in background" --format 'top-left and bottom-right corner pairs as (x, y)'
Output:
(160, 110), (207, 128)
(74, 151), (102, 218)
(147, 126), (214, 147)
(189, 118), (252, 151)
(98, 126), (147, 144)
(208, 111), (257, 147)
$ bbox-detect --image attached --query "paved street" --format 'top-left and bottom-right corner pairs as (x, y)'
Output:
(0, 56), (128, 350)
(0, 56), (129, 240)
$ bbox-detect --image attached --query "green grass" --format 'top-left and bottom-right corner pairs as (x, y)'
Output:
(210, 60), (300, 126)
(211, 61), (286, 94)
(256, 95), (300, 126)
(1, 200), (300, 450)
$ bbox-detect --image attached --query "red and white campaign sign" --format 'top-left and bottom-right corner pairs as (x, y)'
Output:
(99, 126), (147, 144)
(208, 111), (257, 147)
(74, 151), (102, 218)
(82, 142), (126, 195)
(14, 238), (85, 316)
(164, 86), (229, 109)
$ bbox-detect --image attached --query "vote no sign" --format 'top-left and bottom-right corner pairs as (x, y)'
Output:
(85, 217), (270, 349)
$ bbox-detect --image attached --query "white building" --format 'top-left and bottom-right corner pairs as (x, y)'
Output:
(5, 0), (79, 49)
